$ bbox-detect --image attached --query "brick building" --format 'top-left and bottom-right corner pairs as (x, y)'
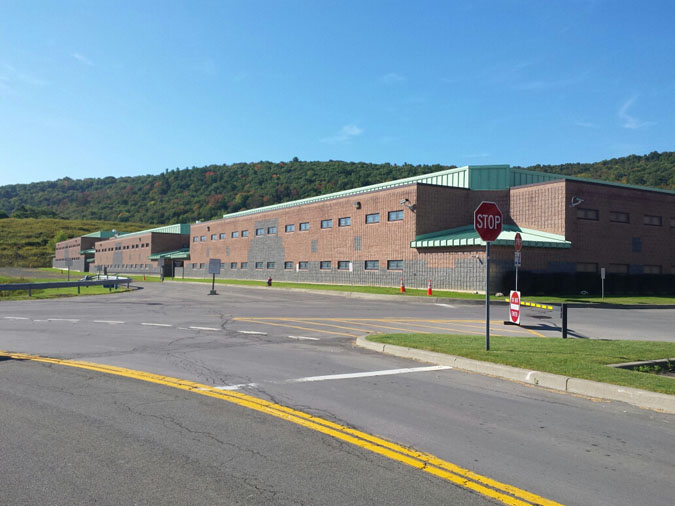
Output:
(53, 230), (118, 272)
(186, 165), (675, 292)
(91, 224), (190, 277)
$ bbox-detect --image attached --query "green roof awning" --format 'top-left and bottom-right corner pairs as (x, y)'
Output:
(80, 249), (95, 255)
(148, 248), (191, 260)
(411, 225), (571, 249)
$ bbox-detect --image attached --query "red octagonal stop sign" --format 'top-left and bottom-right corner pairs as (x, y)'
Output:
(474, 201), (503, 242)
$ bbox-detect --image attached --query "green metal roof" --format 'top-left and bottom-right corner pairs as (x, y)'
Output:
(82, 230), (120, 238)
(411, 224), (571, 249)
(116, 223), (191, 239)
(148, 248), (191, 260)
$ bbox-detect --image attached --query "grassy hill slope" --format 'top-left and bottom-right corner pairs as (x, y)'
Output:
(0, 218), (149, 267)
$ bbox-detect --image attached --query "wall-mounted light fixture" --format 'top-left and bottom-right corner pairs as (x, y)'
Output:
(400, 198), (416, 212)
(207, 226), (210, 231)
(354, 201), (361, 209)
(570, 196), (584, 207)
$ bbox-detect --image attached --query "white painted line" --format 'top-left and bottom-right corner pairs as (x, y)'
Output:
(33, 320), (49, 322)
(141, 323), (173, 327)
(435, 303), (456, 308)
(177, 327), (189, 330)
(211, 383), (259, 391)
(288, 335), (320, 341)
(189, 326), (220, 331)
(4, 317), (29, 320)
(93, 320), (125, 325)
(286, 365), (452, 384)
(238, 330), (268, 335)
(48, 318), (80, 322)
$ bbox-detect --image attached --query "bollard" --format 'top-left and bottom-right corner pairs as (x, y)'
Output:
(400, 278), (405, 293)
(560, 303), (568, 339)
(427, 279), (432, 296)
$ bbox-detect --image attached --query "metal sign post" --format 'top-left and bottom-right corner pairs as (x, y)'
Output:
(474, 201), (503, 351)
(514, 232), (522, 292)
(601, 267), (606, 300)
(208, 259), (221, 295)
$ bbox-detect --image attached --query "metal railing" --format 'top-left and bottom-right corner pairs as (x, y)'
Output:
(0, 276), (133, 296)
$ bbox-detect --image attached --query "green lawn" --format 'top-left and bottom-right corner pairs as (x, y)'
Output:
(369, 334), (675, 395)
(1, 274), (131, 300)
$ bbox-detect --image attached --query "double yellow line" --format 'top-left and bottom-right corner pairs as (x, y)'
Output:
(0, 351), (562, 506)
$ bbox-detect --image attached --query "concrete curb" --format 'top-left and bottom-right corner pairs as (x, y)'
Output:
(355, 336), (675, 414)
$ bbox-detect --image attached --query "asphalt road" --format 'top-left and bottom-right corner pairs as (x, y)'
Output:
(0, 282), (674, 505)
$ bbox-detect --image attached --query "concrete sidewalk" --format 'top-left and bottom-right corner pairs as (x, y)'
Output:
(356, 336), (675, 414)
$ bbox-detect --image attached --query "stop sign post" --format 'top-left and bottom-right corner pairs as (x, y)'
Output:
(514, 232), (522, 291)
(474, 201), (503, 351)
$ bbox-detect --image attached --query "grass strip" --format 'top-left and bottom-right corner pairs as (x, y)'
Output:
(369, 334), (675, 395)
(1, 276), (130, 300)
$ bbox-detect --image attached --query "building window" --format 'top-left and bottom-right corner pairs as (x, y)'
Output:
(230, 262), (237, 269)
(338, 261), (350, 270)
(268, 226), (277, 235)
(576, 208), (599, 221)
(255, 262), (264, 269)
(199, 263), (206, 269)
(298, 261), (309, 270)
(387, 260), (403, 270)
(256, 228), (265, 236)
(320, 261), (331, 270)
(338, 217), (351, 227)
(211, 234), (217, 240)
(608, 264), (629, 274)
(299, 222), (310, 231)
(232, 231), (239, 238)
(241, 230), (249, 237)
(285, 224), (295, 232)
(609, 211), (629, 224)
(366, 213), (380, 224)
(192, 263), (198, 268)
(267, 262), (276, 269)
(284, 261), (294, 269)
(241, 262), (248, 269)
(643, 265), (662, 274)
(388, 210), (404, 222)
(576, 262), (598, 273)
(199, 236), (206, 242)
(643, 215), (662, 226)
(220, 233), (227, 239)
(365, 260), (379, 270)
(321, 219), (332, 229)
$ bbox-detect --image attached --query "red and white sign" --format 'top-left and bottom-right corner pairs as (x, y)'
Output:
(474, 201), (503, 242)
(514, 232), (522, 251)
(509, 290), (521, 325)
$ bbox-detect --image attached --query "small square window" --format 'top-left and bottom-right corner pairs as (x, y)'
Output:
(337, 261), (350, 270)
(256, 228), (265, 236)
(298, 261), (309, 270)
(643, 215), (662, 226)
(220, 233), (227, 239)
(320, 261), (331, 270)
(285, 224), (295, 232)
(366, 213), (380, 224)
(241, 262), (248, 269)
(576, 208), (599, 221)
(284, 261), (294, 269)
(338, 217), (351, 227)
(609, 211), (629, 224)
(230, 262), (237, 269)
(299, 222), (310, 231)
(232, 231), (239, 238)
(200, 236), (206, 242)
(267, 226), (277, 235)
(267, 261), (276, 269)
(387, 260), (403, 270)
(199, 263), (206, 269)
(388, 210), (404, 222)
(192, 263), (198, 269)
(576, 262), (598, 273)
(321, 219), (332, 229)
(255, 262), (264, 269)
(211, 234), (217, 240)
(365, 260), (379, 270)
(241, 230), (249, 237)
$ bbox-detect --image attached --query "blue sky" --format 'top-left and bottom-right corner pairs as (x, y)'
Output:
(1, 0), (674, 186)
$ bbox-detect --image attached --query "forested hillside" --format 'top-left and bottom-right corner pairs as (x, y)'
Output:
(0, 152), (673, 226)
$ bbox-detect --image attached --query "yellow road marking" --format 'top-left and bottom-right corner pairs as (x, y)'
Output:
(1, 350), (563, 506)
(234, 318), (358, 337)
(283, 318), (380, 334)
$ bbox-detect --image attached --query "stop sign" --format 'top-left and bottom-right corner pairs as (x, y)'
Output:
(474, 201), (503, 242)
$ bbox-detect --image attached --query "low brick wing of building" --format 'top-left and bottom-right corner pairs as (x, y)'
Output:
(53, 230), (119, 272)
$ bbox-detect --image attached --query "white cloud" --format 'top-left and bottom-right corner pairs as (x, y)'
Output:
(2, 63), (49, 87)
(72, 52), (93, 66)
(380, 72), (406, 85)
(320, 124), (364, 144)
(574, 119), (599, 129)
(618, 96), (655, 129)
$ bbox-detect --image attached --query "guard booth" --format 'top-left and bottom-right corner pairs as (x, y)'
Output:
(149, 248), (190, 279)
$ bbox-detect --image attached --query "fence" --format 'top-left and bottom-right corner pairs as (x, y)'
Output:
(0, 276), (133, 297)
